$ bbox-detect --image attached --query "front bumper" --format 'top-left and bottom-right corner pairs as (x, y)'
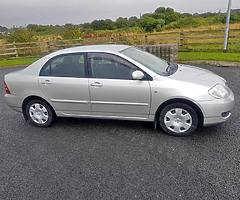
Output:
(198, 91), (235, 126)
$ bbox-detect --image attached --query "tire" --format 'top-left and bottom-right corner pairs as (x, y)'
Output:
(159, 103), (198, 136)
(25, 99), (54, 128)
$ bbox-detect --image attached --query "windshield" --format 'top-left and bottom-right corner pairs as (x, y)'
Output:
(121, 47), (177, 76)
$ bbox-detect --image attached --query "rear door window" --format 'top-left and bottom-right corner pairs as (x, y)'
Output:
(40, 53), (86, 78)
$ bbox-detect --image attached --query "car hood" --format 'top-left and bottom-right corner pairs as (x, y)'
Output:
(168, 64), (226, 87)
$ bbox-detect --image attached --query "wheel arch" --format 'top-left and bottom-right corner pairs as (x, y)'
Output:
(22, 95), (56, 120)
(155, 98), (204, 127)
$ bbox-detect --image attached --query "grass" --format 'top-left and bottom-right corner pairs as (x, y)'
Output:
(0, 57), (40, 68)
(179, 52), (240, 62)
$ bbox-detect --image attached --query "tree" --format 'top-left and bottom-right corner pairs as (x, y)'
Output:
(90, 19), (115, 30)
(128, 16), (139, 27)
(0, 26), (8, 34)
(155, 7), (175, 14)
(129, 16), (138, 21)
(166, 8), (174, 13)
(140, 17), (165, 32)
(115, 17), (129, 29)
(153, 7), (180, 25)
(155, 7), (166, 14)
(27, 24), (38, 31)
(104, 19), (115, 30)
(164, 12), (180, 24)
(91, 20), (105, 30)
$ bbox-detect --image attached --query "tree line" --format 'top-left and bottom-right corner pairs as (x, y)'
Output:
(1, 7), (240, 43)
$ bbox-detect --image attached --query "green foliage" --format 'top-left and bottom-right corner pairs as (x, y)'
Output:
(155, 19), (166, 32)
(128, 16), (139, 27)
(3, 6), (240, 36)
(7, 29), (36, 43)
(91, 19), (115, 30)
(155, 7), (166, 14)
(164, 22), (181, 30)
(176, 17), (208, 28)
(206, 15), (226, 24)
(115, 17), (129, 29)
(62, 27), (82, 40)
(27, 24), (64, 35)
(230, 12), (240, 23)
(140, 17), (165, 32)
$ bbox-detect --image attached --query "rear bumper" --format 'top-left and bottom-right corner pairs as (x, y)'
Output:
(199, 91), (235, 126)
(4, 94), (22, 112)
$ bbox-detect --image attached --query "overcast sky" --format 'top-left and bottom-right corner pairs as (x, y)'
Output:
(0, 0), (239, 27)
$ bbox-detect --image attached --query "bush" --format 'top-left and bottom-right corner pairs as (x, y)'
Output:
(155, 19), (166, 31)
(140, 17), (165, 32)
(164, 22), (181, 30)
(62, 28), (82, 40)
(7, 29), (36, 43)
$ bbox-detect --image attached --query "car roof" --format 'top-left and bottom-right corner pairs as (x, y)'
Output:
(55, 44), (131, 54)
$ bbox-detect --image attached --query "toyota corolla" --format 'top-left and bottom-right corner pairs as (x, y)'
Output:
(4, 45), (235, 136)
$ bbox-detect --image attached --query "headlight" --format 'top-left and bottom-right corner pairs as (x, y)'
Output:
(209, 84), (230, 99)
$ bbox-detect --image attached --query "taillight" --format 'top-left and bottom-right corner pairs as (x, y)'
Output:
(4, 81), (11, 94)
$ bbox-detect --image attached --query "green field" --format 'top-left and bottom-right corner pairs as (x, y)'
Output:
(179, 52), (240, 62)
(0, 57), (39, 68)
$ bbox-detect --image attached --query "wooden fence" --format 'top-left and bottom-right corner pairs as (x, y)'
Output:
(0, 39), (84, 58)
(0, 28), (239, 59)
(138, 45), (178, 63)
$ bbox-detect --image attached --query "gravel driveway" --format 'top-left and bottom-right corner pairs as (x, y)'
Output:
(0, 65), (239, 200)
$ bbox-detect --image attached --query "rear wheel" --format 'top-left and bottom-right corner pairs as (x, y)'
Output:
(25, 99), (54, 127)
(159, 103), (198, 136)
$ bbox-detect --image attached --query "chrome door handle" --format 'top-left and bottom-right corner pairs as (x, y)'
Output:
(91, 82), (103, 87)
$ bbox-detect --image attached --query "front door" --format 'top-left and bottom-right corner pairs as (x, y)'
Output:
(88, 53), (151, 119)
(39, 53), (91, 116)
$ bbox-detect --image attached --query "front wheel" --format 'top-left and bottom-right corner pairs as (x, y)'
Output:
(25, 99), (54, 127)
(159, 103), (198, 136)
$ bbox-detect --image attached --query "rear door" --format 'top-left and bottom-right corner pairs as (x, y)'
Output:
(38, 53), (91, 116)
(88, 53), (151, 119)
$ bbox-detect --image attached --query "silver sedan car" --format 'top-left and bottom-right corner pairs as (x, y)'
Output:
(4, 45), (235, 136)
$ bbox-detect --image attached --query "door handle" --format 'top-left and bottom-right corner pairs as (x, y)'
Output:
(41, 79), (53, 85)
(91, 82), (103, 87)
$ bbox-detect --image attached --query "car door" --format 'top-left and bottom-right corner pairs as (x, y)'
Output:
(38, 53), (91, 116)
(88, 52), (151, 119)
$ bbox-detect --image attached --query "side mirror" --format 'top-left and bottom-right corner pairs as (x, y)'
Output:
(132, 70), (145, 80)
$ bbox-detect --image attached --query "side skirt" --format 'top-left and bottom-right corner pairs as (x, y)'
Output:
(57, 112), (155, 122)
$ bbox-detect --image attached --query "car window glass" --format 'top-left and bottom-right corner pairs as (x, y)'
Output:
(41, 54), (85, 78)
(89, 53), (137, 80)
(121, 47), (170, 76)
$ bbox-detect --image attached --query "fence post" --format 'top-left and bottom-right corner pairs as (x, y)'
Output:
(180, 30), (185, 48)
(145, 35), (148, 45)
(13, 42), (18, 57)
